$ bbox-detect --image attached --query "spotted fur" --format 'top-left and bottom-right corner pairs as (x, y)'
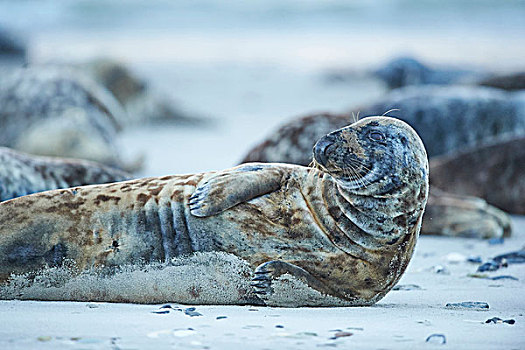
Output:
(0, 147), (131, 202)
(0, 66), (128, 168)
(0, 117), (428, 306)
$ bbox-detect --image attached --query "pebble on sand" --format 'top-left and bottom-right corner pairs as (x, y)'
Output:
(425, 334), (446, 344)
(485, 317), (515, 325)
(445, 302), (489, 310)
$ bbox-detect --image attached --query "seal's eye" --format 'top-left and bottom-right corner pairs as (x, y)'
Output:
(368, 131), (385, 142)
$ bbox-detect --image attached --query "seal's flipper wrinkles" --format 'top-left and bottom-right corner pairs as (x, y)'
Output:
(189, 164), (284, 217)
(251, 260), (331, 302)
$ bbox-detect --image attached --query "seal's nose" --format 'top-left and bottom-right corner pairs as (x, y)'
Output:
(313, 134), (336, 166)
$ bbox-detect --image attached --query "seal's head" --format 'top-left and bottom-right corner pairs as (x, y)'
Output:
(313, 116), (428, 196)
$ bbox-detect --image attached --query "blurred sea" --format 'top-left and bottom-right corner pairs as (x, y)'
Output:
(1, 0), (525, 175)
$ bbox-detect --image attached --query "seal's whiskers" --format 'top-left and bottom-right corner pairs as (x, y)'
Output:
(382, 108), (400, 116)
(350, 111), (361, 124)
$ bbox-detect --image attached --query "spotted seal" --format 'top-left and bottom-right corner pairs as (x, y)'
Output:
(241, 86), (524, 221)
(429, 134), (525, 214)
(0, 66), (139, 170)
(0, 147), (131, 202)
(0, 117), (428, 306)
(243, 86), (525, 162)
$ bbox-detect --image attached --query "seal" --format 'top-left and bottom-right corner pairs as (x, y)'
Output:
(371, 56), (484, 89)
(358, 86), (525, 157)
(243, 86), (525, 161)
(325, 57), (486, 89)
(77, 58), (203, 126)
(0, 66), (134, 170)
(0, 116), (428, 306)
(0, 147), (131, 202)
(429, 134), (525, 214)
(240, 86), (522, 231)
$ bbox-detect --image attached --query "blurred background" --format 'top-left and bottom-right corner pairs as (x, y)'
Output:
(1, 0), (525, 176)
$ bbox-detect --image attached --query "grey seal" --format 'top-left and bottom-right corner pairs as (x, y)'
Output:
(78, 58), (203, 126)
(372, 57), (484, 89)
(0, 117), (428, 306)
(0, 66), (136, 170)
(243, 86), (525, 161)
(0, 147), (131, 202)
(240, 89), (521, 236)
(429, 134), (525, 214)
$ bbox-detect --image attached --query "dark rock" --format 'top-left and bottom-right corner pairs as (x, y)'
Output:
(488, 238), (505, 245)
(477, 249), (525, 272)
(485, 317), (515, 324)
(184, 307), (202, 317)
(479, 72), (525, 91)
(0, 27), (25, 57)
(493, 250), (525, 264)
(467, 256), (482, 264)
(445, 301), (489, 310)
(151, 309), (170, 314)
(490, 275), (518, 281)
(432, 265), (450, 275)
(330, 331), (353, 339)
(392, 284), (422, 291)
(425, 334), (446, 344)
(477, 260), (506, 272)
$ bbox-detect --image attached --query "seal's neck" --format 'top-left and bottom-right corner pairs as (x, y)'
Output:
(303, 168), (426, 255)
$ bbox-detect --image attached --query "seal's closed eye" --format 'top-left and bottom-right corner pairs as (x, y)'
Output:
(368, 131), (386, 142)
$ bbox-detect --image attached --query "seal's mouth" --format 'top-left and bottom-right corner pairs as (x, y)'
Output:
(312, 136), (374, 189)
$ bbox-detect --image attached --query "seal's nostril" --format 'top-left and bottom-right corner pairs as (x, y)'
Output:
(313, 136), (335, 165)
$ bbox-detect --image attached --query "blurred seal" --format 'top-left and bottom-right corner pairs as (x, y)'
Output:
(0, 117), (428, 306)
(0, 66), (140, 170)
(0, 147), (131, 202)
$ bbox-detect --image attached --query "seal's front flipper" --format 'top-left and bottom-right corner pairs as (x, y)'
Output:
(251, 260), (338, 306)
(189, 163), (286, 217)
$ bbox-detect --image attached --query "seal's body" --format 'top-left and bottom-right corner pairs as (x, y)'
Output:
(0, 117), (428, 305)
(0, 147), (131, 202)
(78, 58), (200, 126)
(240, 87), (521, 236)
(0, 67), (128, 168)
(242, 86), (525, 163)
(430, 135), (525, 214)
